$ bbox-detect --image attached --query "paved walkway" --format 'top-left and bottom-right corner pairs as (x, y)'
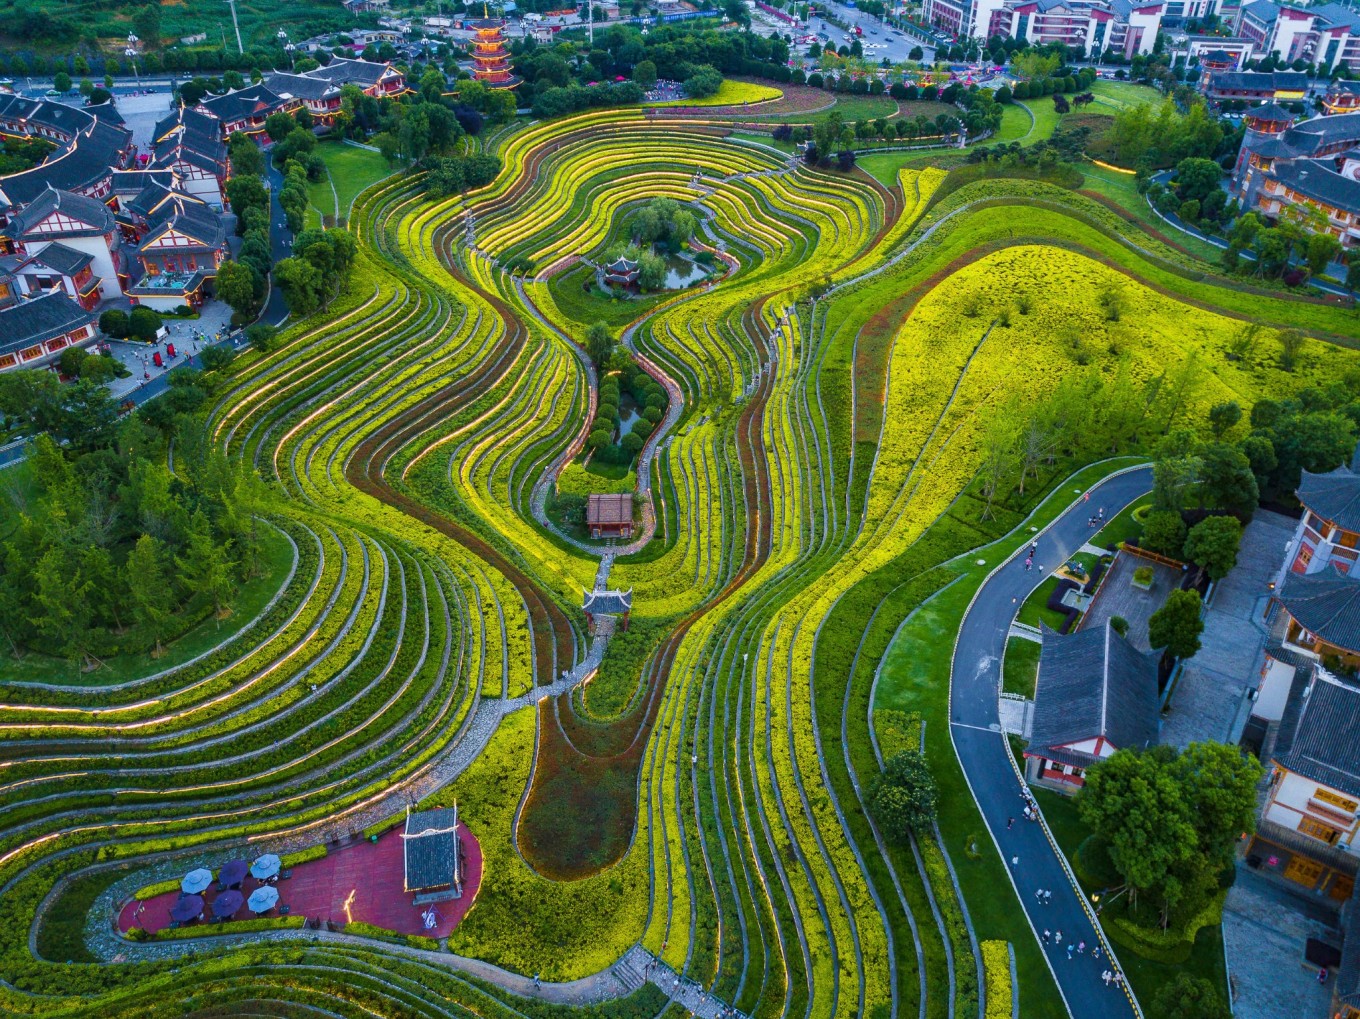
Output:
(1222, 868), (1337, 1019)
(951, 466), (1153, 1019)
(1162, 511), (1295, 750)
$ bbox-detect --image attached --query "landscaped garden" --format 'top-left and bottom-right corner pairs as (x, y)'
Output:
(2, 78), (1359, 1019)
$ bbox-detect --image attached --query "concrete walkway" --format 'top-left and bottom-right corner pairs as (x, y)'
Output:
(1161, 511), (1296, 750)
(950, 466), (1153, 1019)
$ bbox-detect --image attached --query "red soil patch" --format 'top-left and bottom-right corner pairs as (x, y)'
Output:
(118, 823), (483, 938)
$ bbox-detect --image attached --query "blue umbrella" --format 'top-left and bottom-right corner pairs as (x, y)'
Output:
(249, 854), (281, 880)
(212, 890), (243, 919)
(169, 894), (203, 923)
(247, 885), (279, 914)
(181, 869), (212, 895)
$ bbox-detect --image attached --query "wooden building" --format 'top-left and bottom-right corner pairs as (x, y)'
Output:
(586, 492), (633, 539)
(401, 805), (464, 904)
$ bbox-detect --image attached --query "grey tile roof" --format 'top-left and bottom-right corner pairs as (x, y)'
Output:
(20, 241), (92, 276)
(1277, 567), (1360, 656)
(1273, 668), (1360, 799)
(1297, 466), (1360, 533)
(110, 169), (180, 196)
(0, 117), (132, 209)
(583, 589), (633, 615)
(0, 290), (95, 357)
(402, 807), (461, 891)
(138, 192), (225, 253)
(264, 71), (340, 101)
(1028, 622), (1160, 766)
(199, 84), (287, 124)
(306, 57), (391, 85)
(1268, 159), (1360, 212)
(1282, 112), (1360, 153)
(1246, 102), (1295, 122)
(1310, 1), (1360, 29)
(1331, 80), (1360, 97)
(1209, 70), (1309, 93)
(8, 186), (115, 237)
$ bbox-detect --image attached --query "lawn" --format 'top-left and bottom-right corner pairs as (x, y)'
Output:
(0, 521), (296, 686)
(1017, 575), (1069, 631)
(1033, 789), (1230, 1011)
(1091, 495), (1152, 550)
(1079, 163), (1225, 264)
(1002, 636), (1041, 697)
(1089, 79), (1166, 112)
(311, 143), (395, 225)
(875, 456), (1147, 1019)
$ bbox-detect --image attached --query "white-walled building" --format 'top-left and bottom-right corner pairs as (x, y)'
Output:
(4, 187), (125, 300)
(923, 0), (1163, 54)
(1249, 665), (1360, 901)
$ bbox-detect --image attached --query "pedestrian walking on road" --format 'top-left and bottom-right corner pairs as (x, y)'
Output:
(1035, 889), (1042, 904)
(1077, 941), (1085, 954)
(1042, 930), (1050, 944)
(1054, 930), (1062, 945)
(1113, 972), (1123, 987)
(1082, 491), (1090, 503)
(1024, 557), (1033, 571)
(1043, 890), (1051, 904)
(1029, 542), (1038, 558)
(1011, 855), (1019, 868)
(1092, 945), (1101, 960)
(1066, 944), (1074, 960)
(1102, 971), (1112, 986)
(1007, 817), (1014, 829)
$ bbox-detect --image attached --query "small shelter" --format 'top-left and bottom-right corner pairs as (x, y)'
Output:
(401, 804), (464, 903)
(584, 588), (633, 634)
(603, 256), (640, 287)
(586, 492), (633, 539)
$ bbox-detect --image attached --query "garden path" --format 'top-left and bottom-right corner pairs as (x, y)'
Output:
(950, 465), (1153, 1019)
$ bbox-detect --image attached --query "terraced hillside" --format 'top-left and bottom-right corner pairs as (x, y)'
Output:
(3, 105), (1360, 1019)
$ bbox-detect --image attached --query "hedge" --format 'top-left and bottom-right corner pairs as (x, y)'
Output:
(1104, 889), (1227, 964)
(981, 940), (1013, 1019)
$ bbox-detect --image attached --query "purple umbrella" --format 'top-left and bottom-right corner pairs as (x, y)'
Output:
(218, 859), (248, 888)
(169, 894), (203, 923)
(212, 890), (243, 919)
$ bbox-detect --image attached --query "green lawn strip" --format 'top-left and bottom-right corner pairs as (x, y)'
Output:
(306, 166), (336, 227)
(1088, 80), (1166, 111)
(317, 143), (394, 223)
(1016, 576), (1067, 631)
(1078, 163), (1224, 263)
(874, 456), (1146, 1018)
(1002, 637), (1041, 698)
(858, 151), (918, 188)
(1091, 495), (1151, 549)
(1033, 790), (1229, 1008)
(1019, 100), (1064, 145)
(1, 522), (295, 686)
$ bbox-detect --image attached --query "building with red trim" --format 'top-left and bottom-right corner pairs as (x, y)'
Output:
(1023, 621), (1160, 793)
(923, 0), (1163, 54)
(0, 288), (98, 374)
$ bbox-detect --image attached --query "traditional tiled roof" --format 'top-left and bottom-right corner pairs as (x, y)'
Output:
(1277, 566), (1360, 656)
(0, 117), (131, 210)
(1209, 70), (1309, 93)
(583, 589), (633, 615)
(1274, 667), (1360, 799)
(8, 186), (115, 238)
(1027, 622), (1160, 768)
(1330, 79), (1360, 97)
(1298, 466), (1360, 533)
(198, 84), (287, 124)
(109, 169), (180, 197)
(138, 193), (226, 254)
(1268, 159), (1360, 212)
(1245, 102), (1295, 122)
(586, 492), (633, 525)
(0, 290), (95, 357)
(264, 71), (341, 101)
(306, 57), (392, 86)
(1282, 112), (1360, 153)
(402, 807), (461, 892)
(19, 241), (92, 277)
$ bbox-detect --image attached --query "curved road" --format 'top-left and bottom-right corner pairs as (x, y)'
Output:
(949, 465), (1153, 1019)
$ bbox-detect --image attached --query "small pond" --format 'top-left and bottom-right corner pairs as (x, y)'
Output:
(662, 254), (709, 290)
(616, 391), (640, 433)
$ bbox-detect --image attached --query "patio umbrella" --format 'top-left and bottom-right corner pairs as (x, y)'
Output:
(212, 890), (243, 919)
(169, 894), (203, 923)
(249, 854), (281, 881)
(247, 885), (279, 914)
(218, 859), (248, 888)
(181, 869), (212, 895)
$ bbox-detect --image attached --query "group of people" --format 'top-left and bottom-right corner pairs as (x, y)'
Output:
(1022, 540), (1039, 571)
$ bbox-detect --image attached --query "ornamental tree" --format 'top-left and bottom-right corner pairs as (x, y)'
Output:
(1183, 515), (1242, 581)
(870, 751), (938, 842)
(1152, 975), (1232, 1019)
(1148, 588), (1204, 661)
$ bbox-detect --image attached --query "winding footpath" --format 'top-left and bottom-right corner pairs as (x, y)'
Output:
(949, 465), (1153, 1019)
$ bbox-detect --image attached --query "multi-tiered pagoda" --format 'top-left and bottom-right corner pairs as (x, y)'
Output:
(470, 8), (520, 89)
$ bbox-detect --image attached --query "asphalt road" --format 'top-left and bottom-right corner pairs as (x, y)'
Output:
(261, 163), (292, 327)
(949, 464), (1153, 1019)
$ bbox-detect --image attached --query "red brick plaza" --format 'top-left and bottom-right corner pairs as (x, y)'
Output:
(119, 822), (483, 938)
